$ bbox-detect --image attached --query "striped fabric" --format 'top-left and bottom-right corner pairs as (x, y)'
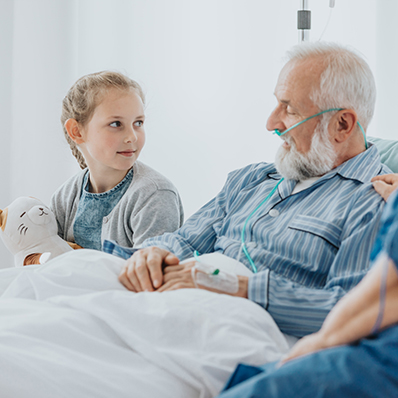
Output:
(142, 144), (389, 337)
(103, 239), (137, 259)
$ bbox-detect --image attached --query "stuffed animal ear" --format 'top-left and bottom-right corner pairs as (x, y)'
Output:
(24, 253), (43, 266)
(0, 208), (7, 231)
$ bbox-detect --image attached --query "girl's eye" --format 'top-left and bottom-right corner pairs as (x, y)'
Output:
(110, 121), (122, 128)
(134, 120), (144, 127)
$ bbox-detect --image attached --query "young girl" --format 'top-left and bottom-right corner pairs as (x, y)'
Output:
(51, 71), (184, 250)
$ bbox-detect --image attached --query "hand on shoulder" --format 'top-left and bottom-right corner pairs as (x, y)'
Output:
(371, 173), (398, 201)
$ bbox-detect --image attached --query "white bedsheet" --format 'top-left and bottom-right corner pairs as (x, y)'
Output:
(0, 250), (290, 398)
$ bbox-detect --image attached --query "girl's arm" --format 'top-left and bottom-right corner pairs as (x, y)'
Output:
(282, 253), (398, 363)
(130, 189), (183, 247)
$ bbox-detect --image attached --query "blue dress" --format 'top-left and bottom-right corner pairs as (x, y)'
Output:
(218, 189), (398, 398)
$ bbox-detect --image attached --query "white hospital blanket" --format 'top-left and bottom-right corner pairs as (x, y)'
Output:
(0, 250), (290, 398)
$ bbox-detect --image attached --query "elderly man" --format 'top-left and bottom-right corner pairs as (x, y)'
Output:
(114, 42), (390, 338)
(217, 182), (398, 398)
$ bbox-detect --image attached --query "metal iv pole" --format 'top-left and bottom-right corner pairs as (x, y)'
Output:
(298, 0), (311, 42)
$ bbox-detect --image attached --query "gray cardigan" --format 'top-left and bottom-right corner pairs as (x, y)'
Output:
(50, 161), (184, 248)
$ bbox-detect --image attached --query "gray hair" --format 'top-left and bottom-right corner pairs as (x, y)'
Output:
(285, 42), (376, 131)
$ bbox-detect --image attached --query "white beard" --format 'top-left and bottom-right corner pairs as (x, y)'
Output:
(275, 120), (337, 181)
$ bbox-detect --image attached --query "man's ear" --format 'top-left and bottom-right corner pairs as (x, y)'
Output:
(333, 110), (358, 144)
(64, 119), (85, 144)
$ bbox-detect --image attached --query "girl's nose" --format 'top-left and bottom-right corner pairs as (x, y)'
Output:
(125, 127), (138, 143)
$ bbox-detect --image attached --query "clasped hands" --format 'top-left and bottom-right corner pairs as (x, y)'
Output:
(118, 246), (248, 297)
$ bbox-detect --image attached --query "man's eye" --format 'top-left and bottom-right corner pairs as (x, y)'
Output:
(110, 121), (122, 127)
(134, 120), (144, 127)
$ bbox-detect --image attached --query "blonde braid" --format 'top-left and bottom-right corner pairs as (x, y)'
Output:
(61, 95), (88, 170)
(66, 133), (87, 170)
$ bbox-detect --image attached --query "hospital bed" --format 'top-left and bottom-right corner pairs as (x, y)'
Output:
(0, 138), (396, 398)
(0, 250), (292, 398)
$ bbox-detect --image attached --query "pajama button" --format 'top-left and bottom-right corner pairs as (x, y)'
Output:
(269, 209), (279, 217)
(103, 217), (108, 224)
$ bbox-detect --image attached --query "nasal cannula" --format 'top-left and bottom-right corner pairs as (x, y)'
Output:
(238, 108), (368, 273)
(273, 108), (368, 149)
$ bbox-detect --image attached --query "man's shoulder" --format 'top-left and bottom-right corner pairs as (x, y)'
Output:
(335, 144), (390, 184)
(379, 163), (393, 175)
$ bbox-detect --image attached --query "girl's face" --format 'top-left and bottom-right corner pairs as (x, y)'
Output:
(80, 87), (146, 175)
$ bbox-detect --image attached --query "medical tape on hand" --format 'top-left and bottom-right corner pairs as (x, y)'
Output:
(191, 261), (239, 294)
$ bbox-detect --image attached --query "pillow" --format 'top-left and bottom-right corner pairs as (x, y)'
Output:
(368, 136), (398, 173)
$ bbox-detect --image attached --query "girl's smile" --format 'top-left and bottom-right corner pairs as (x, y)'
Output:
(117, 150), (136, 157)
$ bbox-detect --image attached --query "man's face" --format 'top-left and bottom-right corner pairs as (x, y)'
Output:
(267, 59), (323, 153)
(266, 59), (337, 180)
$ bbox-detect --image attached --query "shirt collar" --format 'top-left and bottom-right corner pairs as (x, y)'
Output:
(323, 143), (382, 184)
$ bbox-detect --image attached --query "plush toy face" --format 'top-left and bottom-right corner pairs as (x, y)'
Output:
(0, 197), (58, 255)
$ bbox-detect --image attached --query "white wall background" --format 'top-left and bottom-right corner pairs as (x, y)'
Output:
(0, 0), (397, 268)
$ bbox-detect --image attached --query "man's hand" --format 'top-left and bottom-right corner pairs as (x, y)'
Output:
(157, 261), (197, 292)
(118, 247), (180, 292)
(372, 173), (398, 201)
(158, 261), (249, 298)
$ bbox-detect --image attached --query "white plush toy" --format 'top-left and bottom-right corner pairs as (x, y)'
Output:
(0, 197), (74, 267)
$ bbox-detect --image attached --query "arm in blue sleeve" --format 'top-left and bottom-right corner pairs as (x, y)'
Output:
(248, 195), (386, 338)
(141, 163), (269, 260)
(141, 196), (226, 260)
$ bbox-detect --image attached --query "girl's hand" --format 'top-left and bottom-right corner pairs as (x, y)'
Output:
(118, 247), (180, 292)
(279, 331), (328, 365)
(372, 173), (398, 201)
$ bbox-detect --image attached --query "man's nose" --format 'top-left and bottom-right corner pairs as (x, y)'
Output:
(266, 107), (286, 133)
